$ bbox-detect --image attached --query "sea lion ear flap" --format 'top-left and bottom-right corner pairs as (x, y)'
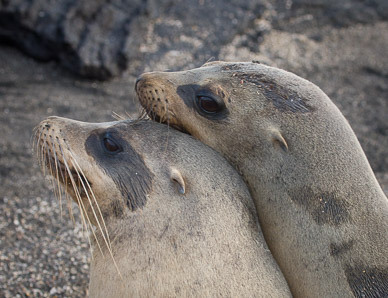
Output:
(170, 168), (186, 194)
(270, 129), (289, 153)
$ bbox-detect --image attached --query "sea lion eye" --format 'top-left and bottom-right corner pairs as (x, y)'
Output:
(197, 96), (221, 113)
(103, 137), (121, 153)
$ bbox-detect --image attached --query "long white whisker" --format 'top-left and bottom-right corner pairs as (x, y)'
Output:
(58, 145), (105, 257)
(31, 127), (39, 158)
(68, 152), (112, 248)
(56, 146), (76, 225)
(68, 151), (122, 278)
(73, 166), (104, 256)
(71, 159), (111, 248)
(50, 135), (63, 217)
(34, 128), (42, 167)
(75, 195), (94, 260)
(40, 132), (49, 176)
(43, 134), (60, 200)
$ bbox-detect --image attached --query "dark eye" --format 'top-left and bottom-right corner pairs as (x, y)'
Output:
(103, 137), (121, 153)
(197, 96), (221, 113)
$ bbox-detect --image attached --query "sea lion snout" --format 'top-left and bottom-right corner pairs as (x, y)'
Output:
(136, 72), (190, 130)
(136, 73), (170, 122)
(34, 117), (93, 204)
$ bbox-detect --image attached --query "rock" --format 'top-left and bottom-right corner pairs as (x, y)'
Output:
(0, 0), (265, 79)
(272, 0), (388, 33)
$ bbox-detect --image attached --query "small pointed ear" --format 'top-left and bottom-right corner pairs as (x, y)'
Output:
(170, 168), (186, 194)
(271, 129), (288, 153)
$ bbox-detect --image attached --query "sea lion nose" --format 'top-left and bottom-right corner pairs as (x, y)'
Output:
(135, 74), (151, 93)
(135, 72), (163, 92)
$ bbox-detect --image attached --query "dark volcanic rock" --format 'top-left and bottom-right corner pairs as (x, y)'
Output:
(0, 0), (265, 79)
(272, 0), (388, 33)
(0, 0), (146, 79)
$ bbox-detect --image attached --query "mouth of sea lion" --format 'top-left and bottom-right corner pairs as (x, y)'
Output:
(42, 146), (90, 198)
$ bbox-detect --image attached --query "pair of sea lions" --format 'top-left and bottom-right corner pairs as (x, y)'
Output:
(35, 117), (292, 297)
(136, 61), (388, 297)
(36, 61), (388, 297)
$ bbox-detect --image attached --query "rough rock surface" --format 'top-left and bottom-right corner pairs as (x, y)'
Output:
(0, 0), (264, 79)
(1, 0), (387, 297)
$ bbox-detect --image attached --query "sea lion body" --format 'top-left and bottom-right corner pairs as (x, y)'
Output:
(35, 117), (292, 297)
(136, 62), (388, 297)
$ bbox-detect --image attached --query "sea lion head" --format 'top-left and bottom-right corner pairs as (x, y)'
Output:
(135, 61), (326, 166)
(34, 117), (156, 225)
(34, 116), (261, 252)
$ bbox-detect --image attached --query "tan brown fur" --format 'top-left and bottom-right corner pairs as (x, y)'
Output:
(34, 116), (292, 297)
(136, 61), (388, 297)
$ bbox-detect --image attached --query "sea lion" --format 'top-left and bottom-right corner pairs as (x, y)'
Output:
(135, 61), (388, 297)
(34, 116), (292, 297)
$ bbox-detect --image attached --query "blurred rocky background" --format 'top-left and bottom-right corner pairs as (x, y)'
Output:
(1, 0), (387, 296)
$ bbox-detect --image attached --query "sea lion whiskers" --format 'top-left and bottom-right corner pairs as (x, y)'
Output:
(39, 131), (49, 176)
(34, 127), (58, 200)
(68, 156), (122, 277)
(54, 141), (90, 229)
(111, 111), (134, 121)
(111, 111), (126, 121)
(34, 122), (123, 276)
(33, 127), (43, 169)
(136, 107), (150, 122)
(70, 169), (101, 257)
(58, 144), (105, 258)
(37, 131), (48, 176)
(31, 126), (41, 161)
(66, 149), (116, 255)
(53, 139), (76, 223)
(49, 135), (64, 217)
(34, 126), (81, 231)
(61, 145), (122, 278)
(70, 157), (112, 248)
(58, 158), (76, 225)
(57, 147), (75, 223)
(43, 133), (61, 202)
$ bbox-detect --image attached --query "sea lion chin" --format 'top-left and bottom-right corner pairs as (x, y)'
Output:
(34, 116), (292, 297)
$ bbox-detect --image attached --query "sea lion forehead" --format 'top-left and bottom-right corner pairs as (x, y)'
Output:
(179, 62), (285, 89)
(201, 61), (261, 70)
(179, 62), (314, 114)
(86, 120), (162, 142)
(164, 62), (259, 81)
